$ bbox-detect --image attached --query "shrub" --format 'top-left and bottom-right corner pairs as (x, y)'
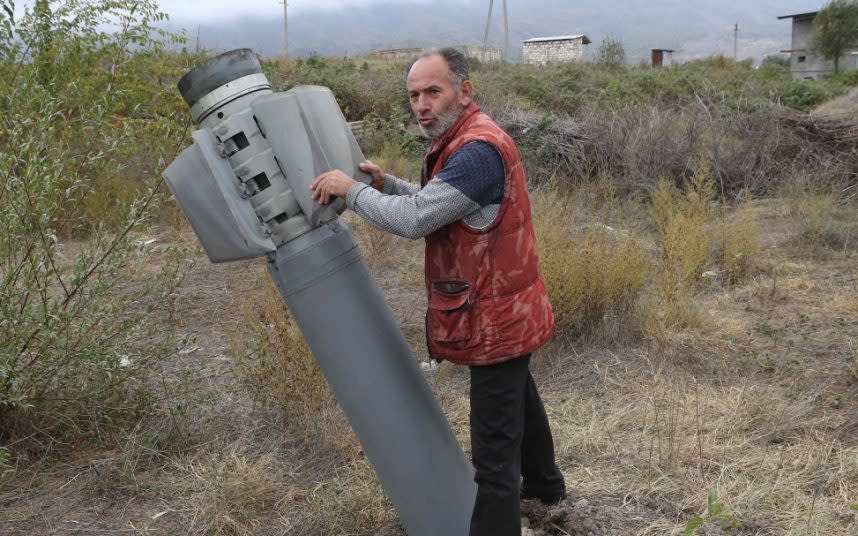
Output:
(777, 79), (836, 111)
(761, 54), (791, 69)
(235, 276), (333, 437)
(0, 0), (190, 451)
(649, 162), (715, 300)
(266, 56), (407, 121)
(597, 36), (626, 66)
(533, 188), (651, 339)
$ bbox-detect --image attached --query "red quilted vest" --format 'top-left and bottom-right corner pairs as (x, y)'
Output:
(422, 103), (554, 365)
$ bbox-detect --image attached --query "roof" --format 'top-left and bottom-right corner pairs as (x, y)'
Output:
(652, 49), (675, 53)
(777, 11), (818, 20)
(523, 34), (591, 45)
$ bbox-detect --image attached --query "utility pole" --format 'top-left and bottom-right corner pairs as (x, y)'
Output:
(502, 0), (510, 61)
(282, 0), (289, 58)
(483, 0), (494, 48)
(195, 25), (200, 54)
(733, 23), (738, 61)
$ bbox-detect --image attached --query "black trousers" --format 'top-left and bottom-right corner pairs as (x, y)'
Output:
(468, 354), (565, 536)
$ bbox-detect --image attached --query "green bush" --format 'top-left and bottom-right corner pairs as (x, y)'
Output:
(0, 0), (190, 451)
(265, 56), (407, 121)
(533, 188), (651, 338)
(777, 79), (837, 111)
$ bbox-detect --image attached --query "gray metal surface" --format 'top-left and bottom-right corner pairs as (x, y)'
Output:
(268, 221), (477, 536)
(163, 129), (276, 262)
(253, 86), (373, 227)
(189, 73), (271, 124)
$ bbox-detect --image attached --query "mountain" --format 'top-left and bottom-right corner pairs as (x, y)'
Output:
(164, 0), (819, 62)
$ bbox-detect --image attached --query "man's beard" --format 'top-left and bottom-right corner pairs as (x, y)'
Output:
(418, 102), (465, 139)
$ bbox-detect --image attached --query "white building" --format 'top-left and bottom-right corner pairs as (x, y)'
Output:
(522, 34), (591, 65)
(778, 11), (858, 79)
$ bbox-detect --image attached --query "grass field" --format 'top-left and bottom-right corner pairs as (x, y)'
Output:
(2, 5), (858, 532)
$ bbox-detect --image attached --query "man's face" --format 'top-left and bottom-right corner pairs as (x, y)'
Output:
(407, 54), (472, 139)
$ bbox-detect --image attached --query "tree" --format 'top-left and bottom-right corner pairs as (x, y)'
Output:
(597, 36), (626, 66)
(812, 0), (858, 74)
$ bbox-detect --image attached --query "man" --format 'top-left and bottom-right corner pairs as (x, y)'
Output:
(310, 47), (565, 536)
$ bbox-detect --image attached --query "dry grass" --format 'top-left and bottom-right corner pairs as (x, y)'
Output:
(716, 200), (762, 284)
(5, 168), (857, 536)
(532, 187), (652, 341)
(813, 86), (858, 117)
(168, 449), (289, 536)
(232, 274), (337, 444)
(546, 348), (858, 535)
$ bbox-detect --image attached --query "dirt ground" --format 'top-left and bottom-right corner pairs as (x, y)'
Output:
(2, 198), (858, 535)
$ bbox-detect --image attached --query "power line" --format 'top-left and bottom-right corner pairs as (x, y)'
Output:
(733, 23), (739, 60)
(483, 0), (494, 47)
(502, 0), (509, 60)
(282, 0), (289, 58)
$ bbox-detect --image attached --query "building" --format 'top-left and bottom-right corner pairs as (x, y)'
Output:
(368, 47), (424, 62)
(458, 44), (503, 63)
(369, 45), (502, 63)
(651, 49), (675, 68)
(522, 34), (591, 65)
(778, 10), (858, 79)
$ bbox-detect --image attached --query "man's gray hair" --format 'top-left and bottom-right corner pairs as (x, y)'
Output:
(408, 47), (470, 93)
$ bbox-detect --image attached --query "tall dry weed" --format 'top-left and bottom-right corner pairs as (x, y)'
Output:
(533, 188), (651, 340)
(643, 162), (718, 342)
(649, 161), (715, 301)
(716, 201), (761, 284)
(234, 275), (333, 439)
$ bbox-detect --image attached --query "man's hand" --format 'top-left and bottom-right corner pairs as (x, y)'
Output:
(310, 169), (357, 205)
(359, 161), (386, 191)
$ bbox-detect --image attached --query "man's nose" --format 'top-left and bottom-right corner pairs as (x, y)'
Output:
(414, 94), (431, 112)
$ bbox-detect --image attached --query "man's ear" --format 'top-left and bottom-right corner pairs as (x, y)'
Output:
(459, 80), (473, 105)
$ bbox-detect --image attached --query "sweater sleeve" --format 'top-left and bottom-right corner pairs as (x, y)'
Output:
(344, 141), (505, 239)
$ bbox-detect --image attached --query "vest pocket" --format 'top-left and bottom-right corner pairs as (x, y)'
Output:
(427, 279), (478, 346)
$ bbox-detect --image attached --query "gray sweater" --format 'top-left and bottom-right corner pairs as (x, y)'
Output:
(345, 141), (505, 239)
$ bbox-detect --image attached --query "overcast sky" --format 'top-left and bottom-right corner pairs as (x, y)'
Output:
(12, 1), (820, 60)
(15, 0), (427, 21)
(160, 0), (408, 20)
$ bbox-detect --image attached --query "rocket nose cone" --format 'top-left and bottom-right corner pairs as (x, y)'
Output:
(177, 48), (264, 109)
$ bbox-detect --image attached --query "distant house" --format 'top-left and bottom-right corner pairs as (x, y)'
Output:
(522, 34), (591, 65)
(368, 47), (424, 62)
(651, 49), (675, 68)
(369, 45), (502, 63)
(457, 44), (503, 63)
(778, 11), (858, 79)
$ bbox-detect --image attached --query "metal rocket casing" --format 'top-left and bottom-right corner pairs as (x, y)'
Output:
(162, 49), (478, 535)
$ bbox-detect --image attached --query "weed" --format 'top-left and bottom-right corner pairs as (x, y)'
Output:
(649, 161), (715, 301)
(171, 449), (286, 536)
(233, 275), (337, 443)
(717, 201), (761, 283)
(685, 491), (741, 534)
(532, 187), (651, 339)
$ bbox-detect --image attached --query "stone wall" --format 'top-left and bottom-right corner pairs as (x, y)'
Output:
(369, 47), (424, 62)
(459, 45), (503, 63)
(523, 39), (586, 65)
